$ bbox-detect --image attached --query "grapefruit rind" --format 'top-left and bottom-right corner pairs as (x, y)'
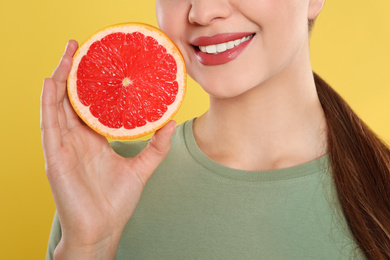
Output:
(67, 23), (186, 139)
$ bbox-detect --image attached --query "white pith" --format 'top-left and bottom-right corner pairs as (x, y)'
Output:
(198, 34), (254, 54)
(67, 24), (186, 139)
(122, 77), (132, 87)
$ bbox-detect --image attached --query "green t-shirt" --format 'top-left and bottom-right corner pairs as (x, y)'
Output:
(46, 119), (364, 259)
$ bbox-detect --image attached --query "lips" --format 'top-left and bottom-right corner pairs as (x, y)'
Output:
(191, 32), (255, 66)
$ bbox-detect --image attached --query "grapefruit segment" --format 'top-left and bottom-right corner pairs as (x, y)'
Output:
(67, 23), (186, 139)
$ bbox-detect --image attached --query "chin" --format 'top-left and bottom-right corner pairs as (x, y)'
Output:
(192, 71), (269, 100)
(200, 82), (258, 99)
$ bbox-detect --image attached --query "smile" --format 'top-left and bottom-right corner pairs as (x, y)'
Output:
(191, 32), (256, 66)
(197, 34), (255, 55)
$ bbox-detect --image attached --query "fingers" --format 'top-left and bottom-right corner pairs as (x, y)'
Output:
(51, 40), (78, 106)
(52, 40), (79, 85)
(63, 93), (83, 129)
(41, 40), (79, 156)
(53, 40), (79, 130)
(41, 78), (62, 156)
(131, 121), (177, 185)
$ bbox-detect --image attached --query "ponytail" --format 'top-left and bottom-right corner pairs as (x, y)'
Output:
(315, 72), (390, 259)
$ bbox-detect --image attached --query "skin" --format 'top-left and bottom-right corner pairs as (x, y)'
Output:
(157, 0), (327, 170)
(41, 0), (325, 258)
(41, 42), (176, 259)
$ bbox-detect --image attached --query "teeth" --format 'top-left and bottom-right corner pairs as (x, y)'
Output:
(226, 41), (235, 49)
(198, 34), (254, 55)
(206, 45), (217, 54)
(216, 43), (227, 52)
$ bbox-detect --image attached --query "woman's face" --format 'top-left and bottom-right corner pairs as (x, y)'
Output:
(156, 0), (323, 98)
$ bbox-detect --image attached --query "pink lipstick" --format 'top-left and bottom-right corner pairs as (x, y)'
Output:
(191, 32), (255, 66)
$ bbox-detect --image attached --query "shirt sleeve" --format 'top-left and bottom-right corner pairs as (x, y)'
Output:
(46, 211), (62, 260)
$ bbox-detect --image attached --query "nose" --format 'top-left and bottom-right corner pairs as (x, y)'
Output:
(188, 0), (232, 26)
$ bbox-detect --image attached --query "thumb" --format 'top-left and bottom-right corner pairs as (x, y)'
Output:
(131, 120), (177, 185)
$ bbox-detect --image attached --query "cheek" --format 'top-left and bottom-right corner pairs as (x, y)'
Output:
(156, 0), (189, 55)
(242, 0), (307, 36)
(245, 1), (308, 62)
(156, 0), (187, 38)
(156, 1), (196, 80)
(156, 0), (176, 34)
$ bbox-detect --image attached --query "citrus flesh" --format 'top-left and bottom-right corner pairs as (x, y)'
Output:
(67, 23), (186, 139)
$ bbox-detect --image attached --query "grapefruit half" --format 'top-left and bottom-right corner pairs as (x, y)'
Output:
(67, 23), (186, 139)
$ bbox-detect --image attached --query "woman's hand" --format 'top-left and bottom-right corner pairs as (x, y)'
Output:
(41, 40), (176, 260)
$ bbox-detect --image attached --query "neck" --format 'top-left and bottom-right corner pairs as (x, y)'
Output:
(193, 57), (327, 171)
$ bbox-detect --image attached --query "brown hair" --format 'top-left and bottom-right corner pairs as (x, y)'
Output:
(314, 72), (390, 259)
(308, 19), (316, 32)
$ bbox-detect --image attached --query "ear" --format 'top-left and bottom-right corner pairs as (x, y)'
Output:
(308, 0), (325, 20)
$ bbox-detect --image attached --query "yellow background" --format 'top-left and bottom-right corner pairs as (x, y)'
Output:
(0, 0), (389, 258)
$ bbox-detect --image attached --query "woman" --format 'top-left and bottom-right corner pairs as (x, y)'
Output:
(42, 0), (390, 259)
